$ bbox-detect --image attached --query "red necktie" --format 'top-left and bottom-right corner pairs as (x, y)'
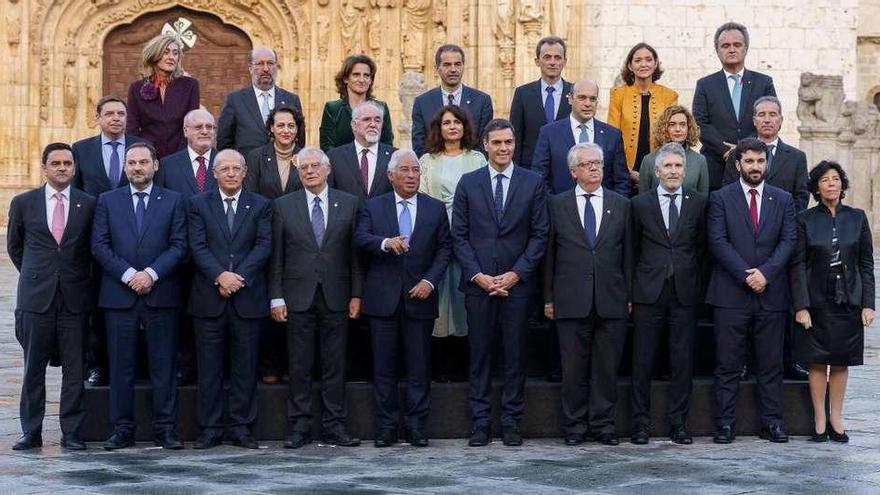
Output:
(51, 192), (65, 245)
(195, 156), (207, 192)
(359, 149), (370, 194)
(749, 189), (759, 231)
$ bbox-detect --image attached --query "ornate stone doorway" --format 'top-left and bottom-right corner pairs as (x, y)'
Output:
(102, 6), (253, 118)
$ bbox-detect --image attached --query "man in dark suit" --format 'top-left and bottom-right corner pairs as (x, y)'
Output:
(217, 46), (304, 156)
(706, 138), (796, 444)
(451, 119), (549, 447)
(693, 22), (777, 190)
(629, 143), (707, 446)
(187, 149), (272, 450)
(72, 95), (147, 386)
(355, 149), (452, 447)
(532, 79), (629, 196)
(92, 142), (188, 450)
(328, 100), (397, 203)
(543, 142), (632, 446)
(270, 147), (363, 449)
(7, 143), (96, 451)
(411, 44), (494, 158)
(510, 36), (572, 170)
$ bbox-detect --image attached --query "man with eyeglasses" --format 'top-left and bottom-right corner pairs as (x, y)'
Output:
(217, 46), (304, 156)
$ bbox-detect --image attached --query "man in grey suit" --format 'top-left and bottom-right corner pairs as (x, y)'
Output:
(543, 142), (633, 446)
(217, 46), (304, 156)
(270, 147), (363, 449)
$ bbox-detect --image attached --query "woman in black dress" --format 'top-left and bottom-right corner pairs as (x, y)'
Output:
(791, 161), (875, 443)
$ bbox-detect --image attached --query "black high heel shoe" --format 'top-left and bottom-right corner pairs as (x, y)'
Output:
(828, 426), (849, 443)
(810, 426), (828, 442)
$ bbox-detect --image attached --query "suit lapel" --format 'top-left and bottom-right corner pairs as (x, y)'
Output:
(60, 190), (86, 245)
(120, 188), (139, 239)
(757, 186), (777, 235)
(323, 190), (342, 249)
(593, 121), (608, 149)
(208, 191), (231, 240)
(739, 70), (756, 125)
(647, 190), (670, 242)
(384, 193), (400, 237)
(594, 193), (614, 246)
(766, 141), (787, 182)
(371, 146), (392, 195)
(231, 192), (252, 239)
(564, 190), (589, 249)
(291, 190), (318, 248)
(138, 187), (163, 243)
(479, 168), (500, 226)
(715, 71), (738, 123)
(729, 184), (754, 233)
(244, 89), (265, 130)
(501, 167), (523, 229)
(557, 80), (572, 120)
(88, 137), (114, 191)
(36, 187), (52, 240)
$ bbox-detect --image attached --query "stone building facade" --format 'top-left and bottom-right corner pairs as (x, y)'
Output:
(0, 0), (878, 226)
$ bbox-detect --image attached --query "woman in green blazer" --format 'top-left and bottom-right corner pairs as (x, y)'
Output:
(319, 54), (394, 152)
(639, 105), (709, 194)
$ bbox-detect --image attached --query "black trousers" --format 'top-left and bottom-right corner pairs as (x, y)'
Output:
(258, 318), (288, 377)
(286, 288), (348, 432)
(17, 291), (86, 436)
(465, 293), (529, 428)
(713, 304), (785, 428)
(632, 279), (696, 428)
(557, 311), (628, 435)
(193, 307), (260, 436)
(370, 304), (433, 431)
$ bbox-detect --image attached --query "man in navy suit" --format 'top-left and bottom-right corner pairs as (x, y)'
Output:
(411, 44), (494, 158)
(693, 22), (777, 190)
(7, 143), (96, 451)
(187, 150), (272, 450)
(509, 36), (572, 170)
(451, 119), (549, 447)
(72, 95), (147, 386)
(92, 141), (188, 450)
(532, 79), (629, 196)
(355, 149), (452, 448)
(706, 138), (795, 444)
(217, 46), (304, 156)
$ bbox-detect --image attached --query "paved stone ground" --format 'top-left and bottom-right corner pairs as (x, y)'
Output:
(0, 246), (878, 494)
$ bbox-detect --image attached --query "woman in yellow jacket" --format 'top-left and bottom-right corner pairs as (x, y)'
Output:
(607, 43), (677, 193)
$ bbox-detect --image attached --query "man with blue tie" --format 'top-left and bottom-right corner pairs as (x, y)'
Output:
(706, 138), (796, 444)
(532, 79), (629, 196)
(92, 141), (188, 450)
(451, 119), (549, 447)
(187, 150), (272, 450)
(356, 149), (452, 447)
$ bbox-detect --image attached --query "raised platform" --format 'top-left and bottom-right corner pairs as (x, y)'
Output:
(80, 378), (812, 441)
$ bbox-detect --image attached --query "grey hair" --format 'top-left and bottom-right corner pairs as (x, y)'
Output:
(183, 108), (214, 127)
(753, 95), (782, 115)
(654, 142), (687, 171)
(387, 149), (420, 172)
(297, 146), (331, 167)
(214, 148), (246, 167)
(566, 142), (604, 171)
(351, 100), (385, 122)
(714, 22), (750, 50)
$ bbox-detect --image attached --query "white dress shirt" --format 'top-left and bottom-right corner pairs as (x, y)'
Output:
(45, 184), (71, 230)
(253, 85), (276, 110)
(220, 188), (242, 214)
(570, 115), (594, 143)
(724, 68), (746, 98)
(657, 184), (683, 230)
(488, 162), (514, 206)
(122, 183), (158, 284)
(575, 184), (603, 236)
(740, 178), (765, 220)
(540, 78), (564, 120)
(354, 141), (379, 193)
(100, 133), (127, 179)
(187, 147), (213, 177)
(441, 85), (463, 106)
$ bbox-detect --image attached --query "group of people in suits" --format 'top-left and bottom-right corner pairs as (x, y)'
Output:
(8, 20), (875, 452)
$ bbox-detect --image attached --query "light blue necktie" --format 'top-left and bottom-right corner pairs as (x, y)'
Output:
(729, 74), (742, 120)
(398, 199), (412, 247)
(578, 123), (589, 143)
(107, 141), (121, 186)
(544, 86), (556, 124)
(311, 196), (324, 246)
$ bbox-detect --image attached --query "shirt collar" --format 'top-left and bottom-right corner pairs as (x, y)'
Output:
(570, 114), (593, 130)
(764, 138), (779, 151)
(46, 183), (71, 201)
(740, 178), (764, 197)
(130, 182), (154, 196)
(575, 183), (603, 198)
(100, 133), (125, 146)
(394, 191), (417, 205)
(489, 162), (514, 180)
(305, 186), (329, 205)
(657, 184), (683, 196)
(724, 67), (745, 80)
(540, 78), (564, 96)
(441, 85), (463, 100)
(354, 140), (378, 157)
(253, 85), (275, 99)
(220, 188), (242, 202)
(188, 147), (212, 163)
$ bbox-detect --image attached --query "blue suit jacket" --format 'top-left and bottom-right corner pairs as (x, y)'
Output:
(72, 134), (148, 197)
(91, 185), (188, 309)
(355, 192), (452, 319)
(531, 118), (629, 196)
(155, 148), (218, 201)
(187, 190), (272, 319)
(705, 181), (796, 310)
(451, 165), (549, 296)
(411, 86), (494, 158)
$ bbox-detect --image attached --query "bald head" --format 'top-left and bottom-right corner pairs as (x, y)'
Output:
(183, 109), (216, 154)
(568, 78), (599, 123)
(249, 46), (278, 90)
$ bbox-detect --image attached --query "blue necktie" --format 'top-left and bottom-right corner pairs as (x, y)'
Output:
(578, 123), (589, 143)
(494, 174), (505, 220)
(108, 141), (121, 186)
(544, 86), (556, 124)
(311, 196), (325, 246)
(398, 199), (412, 247)
(766, 144), (775, 175)
(135, 192), (147, 233)
(729, 74), (742, 120)
(583, 193), (596, 248)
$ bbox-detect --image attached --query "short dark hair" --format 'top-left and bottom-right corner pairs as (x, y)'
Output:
(126, 141), (158, 161)
(434, 44), (465, 66)
(96, 95), (127, 115)
(620, 43), (664, 86)
(481, 118), (515, 143)
(808, 160), (849, 202)
(424, 105), (477, 155)
(753, 95), (783, 115)
(535, 36), (567, 59)
(734, 137), (767, 162)
(714, 22), (750, 50)
(266, 105), (306, 149)
(42, 142), (72, 165)
(334, 54), (377, 100)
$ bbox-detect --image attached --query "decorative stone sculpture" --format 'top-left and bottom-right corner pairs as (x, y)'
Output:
(398, 71), (426, 148)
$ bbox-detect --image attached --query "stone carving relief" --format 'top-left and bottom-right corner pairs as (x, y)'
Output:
(401, 0), (430, 71)
(494, 0), (516, 83)
(63, 54), (78, 124)
(86, 55), (101, 126)
(797, 73), (845, 128)
(316, 14), (331, 61)
(340, 0), (368, 54)
(397, 71), (426, 147)
(6, 0), (22, 47)
(518, 0), (543, 42)
(431, 0), (446, 39)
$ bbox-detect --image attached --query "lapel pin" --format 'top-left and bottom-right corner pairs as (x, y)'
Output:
(76, 203), (81, 208)
(157, 195), (162, 200)
(384, 150), (390, 155)
(466, 100), (471, 105)
(245, 204), (251, 209)
(333, 202), (339, 208)
(606, 209), (611, 214)
(684, 195), (690, 200)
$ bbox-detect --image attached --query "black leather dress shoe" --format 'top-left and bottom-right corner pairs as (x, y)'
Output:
(12, 433), (42, 451)
(669, 425), (693, 445)
(810, 427), (828, 443)
(759, 424), (789, 443)
(596, 432), (619, 446)
(502, 426), (523, 447)
(374, 429), (398, 448)
(87, 368), (108, 387)
(406, 428), (429, 447)
(103, 431), (134, 450)
(468, 427), (490, 447)
(630, 424), (650, 445)
(60, 434), (87, 450)
(193, 433), (222, 450)
(713, 425), (735, 444)
(564, 433), (585, 446)
(322, 429), (360, 447)
(283, 431), (312, 449)
(784, 362), (810, 381)
(829, 427), (849, 443)
(231, 433), (259, 449)
(155, 430), (184, 450)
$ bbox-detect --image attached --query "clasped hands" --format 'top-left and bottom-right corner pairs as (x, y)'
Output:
(385, 236), (409, 255)
(744, 268), (767, 293)
(128, 271), (154, 295)
(474, 271), (519, 297)
(216, 271), (245, 298)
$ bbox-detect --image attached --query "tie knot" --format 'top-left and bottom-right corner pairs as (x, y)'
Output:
(399, 199), (409, 207)
(578, 123), (587, 130)
(313, 196), (322, 205)
(224, 197), (235, 205)
(196, 156), (206, 165)
(546, 86), (555, 94)
(135, 192), (147, 200)
(729, 73), (740, 82)
(664, 193), (678, 200)
(54, 192), (65, 201)
(496, 174), (505, 183)
(749, 188), (758, 197)
(583, 193), (593, 199)
(767, 144), (776, 153)
(361, 149), (369, 158)
(108, 141), (121, 150)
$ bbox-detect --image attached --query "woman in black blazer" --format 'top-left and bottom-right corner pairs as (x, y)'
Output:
(245, 106), (304, 201)
(790, 161), (875, 443)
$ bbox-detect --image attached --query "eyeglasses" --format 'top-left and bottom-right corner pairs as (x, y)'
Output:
(575, 160), (603, 169)
(187, 124), (216, 131)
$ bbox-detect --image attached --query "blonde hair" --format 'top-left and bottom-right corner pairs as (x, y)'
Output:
(651, 105), (701, 149)
(140, 33), (185, 79)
